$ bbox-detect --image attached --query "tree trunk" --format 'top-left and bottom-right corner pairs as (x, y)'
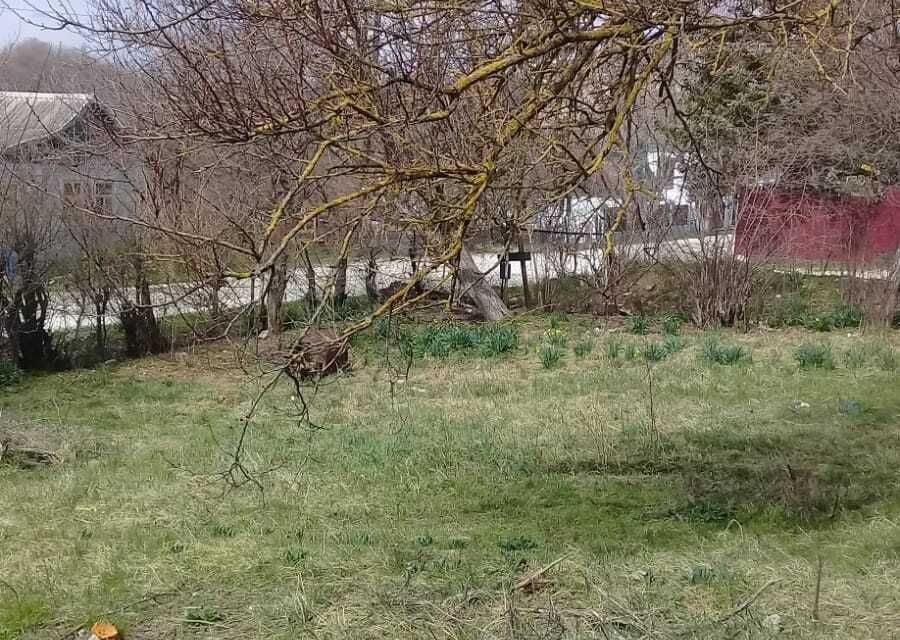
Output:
(892, 246), (900, 289)
(364, 250), (379, 303)
(120, 261), (165, 358)
(456, 245), (510, 321)
(266, 256), (288, 335)
(333, 255), (348, 307)
(302, 249), (317, 310)
(93, 285), (110, 357)
(408, 234), (424, 295)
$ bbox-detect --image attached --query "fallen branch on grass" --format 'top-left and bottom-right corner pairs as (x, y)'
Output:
(718, 578), (784, 623)
(513, 556), (569, 593)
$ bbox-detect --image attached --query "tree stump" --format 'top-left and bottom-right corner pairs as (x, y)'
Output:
(287, 328), (349, 379)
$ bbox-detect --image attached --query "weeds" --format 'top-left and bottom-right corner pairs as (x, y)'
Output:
(803, 303), (863, 332)
(662, 314), (684, 335)
(498, 535), (539, 553)
(623, 343), (640, 361)
(642, 342), (668, 363)
(662, 334), (685, 354)
(702, 339), (749, 365)
(548, 311), (569, 329)
(767, 300), (863, 332)
(842, 343), (896, 371)
(0, 361), (22, 387)
(628, 315), (650, 335)
(877, 347), (897, 371)
(416, 323), (519, 358)
(475, 325), (520, 357)
(539, 343), (565, 369)
(605, 336), (624, 361)
(842, 345), (868, 371)
(573, 338), (594, 358)
(543, 328), (567, 349)
(794, 343), (834, 369)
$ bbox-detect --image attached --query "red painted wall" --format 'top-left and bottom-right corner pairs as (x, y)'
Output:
(735, 187), (900, 263)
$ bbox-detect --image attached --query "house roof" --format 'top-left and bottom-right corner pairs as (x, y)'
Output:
(0, 91), (102, 153)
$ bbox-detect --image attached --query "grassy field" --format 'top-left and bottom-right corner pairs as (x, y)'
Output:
(1, 316), (899, 639)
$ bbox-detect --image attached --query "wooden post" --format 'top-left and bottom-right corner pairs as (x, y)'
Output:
(517, 236), (531, 308)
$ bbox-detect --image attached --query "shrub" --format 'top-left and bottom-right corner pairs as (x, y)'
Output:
(539, 343), (564, 369)
(573, 338), (594, 358)
(794, 343), (834, 369)
(628, 315), (650, 335)
(702, 339), (749, 365)
(0, 361), (22, 387)
(642, 342), (668, 363)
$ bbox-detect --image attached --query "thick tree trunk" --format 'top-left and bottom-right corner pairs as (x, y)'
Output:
(333, 255), (348, 307)
(120, 262), (165, 358)
(456, 245), (510, 321)
(266, 257), (288, 335)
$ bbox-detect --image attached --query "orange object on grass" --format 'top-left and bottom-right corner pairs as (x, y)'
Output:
(90, 621), (120, 640)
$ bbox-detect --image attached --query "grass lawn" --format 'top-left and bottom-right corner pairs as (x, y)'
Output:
(1, 317), (899, 639)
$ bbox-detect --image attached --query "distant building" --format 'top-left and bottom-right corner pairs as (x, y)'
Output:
(0, 91), (138, 262)
(528, 149), (703, 243)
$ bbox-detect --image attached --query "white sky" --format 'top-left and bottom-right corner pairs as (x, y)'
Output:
(0, 0), (89, 47)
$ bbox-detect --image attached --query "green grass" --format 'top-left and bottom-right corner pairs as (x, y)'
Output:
(1, 322), (899, 639)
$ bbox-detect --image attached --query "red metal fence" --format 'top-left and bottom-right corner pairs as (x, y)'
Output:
(735, 187), (900, 263)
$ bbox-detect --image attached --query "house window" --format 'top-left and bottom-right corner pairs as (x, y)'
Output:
(63, 181), (86, 207)
(94, 181), (113, 213)
(62, 180), (113, 212)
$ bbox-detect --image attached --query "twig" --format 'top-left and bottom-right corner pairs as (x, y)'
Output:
(718, 578), (783, 622)
(513, 556), (569, 592)
(812, 556), (824, 621)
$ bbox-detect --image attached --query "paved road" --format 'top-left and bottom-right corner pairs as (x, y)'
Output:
(46, 233), (892, 332)
(47, 236), (717, 331)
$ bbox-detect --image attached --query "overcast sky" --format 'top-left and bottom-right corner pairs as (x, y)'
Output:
(0, 0), (89, 47)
